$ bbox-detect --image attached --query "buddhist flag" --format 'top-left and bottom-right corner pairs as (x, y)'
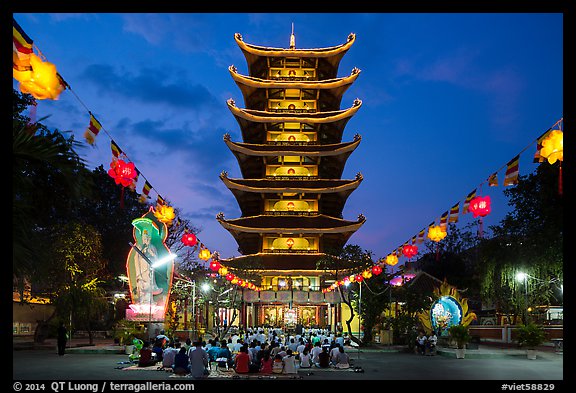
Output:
(440, 211), (448, 229)
(111, 140), (122, 158)
(13, 18), (33, 73)
(488, 172), (498, 187)
(504, 155), (520, 186)
(142, 181), (152, 197)
(533, 129), (551, 163)
(463, 189), (477, 214)
(83, 113), (102, 145)
(156, 195), (165, 206)
(411, 236), (417, 245)
(416, 229), (426, 244)
(449, 202), (460, 223)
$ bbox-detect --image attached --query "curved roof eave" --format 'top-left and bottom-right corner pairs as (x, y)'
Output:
(229, 65), (360, 90)
(234, 32), (356, 58)
(224, 136), (361, 157)
(227, 98), (362, 123)
(220, 175), (363, 194)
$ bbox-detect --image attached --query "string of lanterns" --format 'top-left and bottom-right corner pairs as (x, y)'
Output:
(13, 17), (262, 292)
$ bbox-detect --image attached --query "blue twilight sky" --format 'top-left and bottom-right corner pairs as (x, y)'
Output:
(13, 13), (563, 268)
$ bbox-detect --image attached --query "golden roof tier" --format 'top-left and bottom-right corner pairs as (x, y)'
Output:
(219, 172), (363, 218)
(229, 65), (360, 111)
(223, 133), (361, 179)
(234, 32), (356, 79)
(227, 98), (361, 144)
(216, 213), (365, 256)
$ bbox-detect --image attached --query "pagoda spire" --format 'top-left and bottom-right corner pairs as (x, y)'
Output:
(290, 22), (296, 49)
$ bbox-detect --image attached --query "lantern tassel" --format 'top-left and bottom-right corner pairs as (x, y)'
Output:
(559, 164), (563, 196)
(120, 186), (125, 209)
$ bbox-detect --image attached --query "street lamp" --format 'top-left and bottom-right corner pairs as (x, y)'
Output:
(515, 272), (529, 323)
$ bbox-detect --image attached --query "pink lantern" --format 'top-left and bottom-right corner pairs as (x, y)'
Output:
(469, 195), (492, 218)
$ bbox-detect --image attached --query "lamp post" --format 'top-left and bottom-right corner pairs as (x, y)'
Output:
(515, 272), (529, 324)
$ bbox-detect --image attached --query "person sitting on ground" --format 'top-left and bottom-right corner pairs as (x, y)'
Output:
(272, 354), (284, 374)
(161, 341), (178, 370)
(282, 349), (298, 375)
(188, 341), (209, 379)
(298, 348), (312, 369)
(216, 340), (233, 369)
(207, 341), (221, 365)
(333, 346), (350, 369)
(152, 338), (164, 364)
(310, 341), (322, 366)
(329, 343), (341, 365)
(173, 346), (191, 375)
(259, 350), (273, 374)
(138, 341), (156, 367)
(234, 345), (250, 374)
(317, 346), (330, 368)
(426, 331), (438, 355)
(415, 331), (427, 355)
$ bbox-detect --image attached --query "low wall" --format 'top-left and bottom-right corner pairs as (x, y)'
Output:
(469, 325), (563, 343)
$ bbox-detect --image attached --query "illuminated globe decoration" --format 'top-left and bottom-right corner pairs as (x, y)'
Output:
(108, 159), (137, 187)
(402, 244), (418, 259)
(417, 279), (477, 336)
(181, 232), (198, 247)
(14, 53), (65, 100)
(154, 204), (175, 226)
(540, 130), (563, 164)
(385, 254), (399, 266)
(371, 265), (383, 275)
(218, 266), (228, 276)
(468, 196), (491, 218)
(209, 260), (221, 272)
(198, 247), (211, 261)
(427, 225), (447, 242)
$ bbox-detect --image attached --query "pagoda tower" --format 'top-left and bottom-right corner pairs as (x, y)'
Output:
(217, 30), (365, 329)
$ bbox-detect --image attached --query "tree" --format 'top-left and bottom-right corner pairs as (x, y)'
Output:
(478, 163), (563, 322)
(317, 244), (373, 346)
(46, 222), (109, 345)
(358, 269), (394, 344)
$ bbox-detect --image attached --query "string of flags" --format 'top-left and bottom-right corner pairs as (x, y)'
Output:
(12, 17), (262, 291)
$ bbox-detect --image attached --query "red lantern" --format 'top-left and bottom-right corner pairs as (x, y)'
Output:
(355, 274), (364, 282)
(237, 279), (244, 286)
(225, 273), (234, 281)
(469, 195), (491, 218)
(372, 265), (383, 275)
(209, 260), (221, 272)
(107, 159), (137, 187)
(181, 233), (197, 247)
(402, 244), (418, 259)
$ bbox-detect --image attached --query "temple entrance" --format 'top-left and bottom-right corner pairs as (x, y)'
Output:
(257, 304), (328, 328)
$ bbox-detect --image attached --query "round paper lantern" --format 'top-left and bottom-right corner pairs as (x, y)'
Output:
(540, 130), (563, 164)
(231, 277), (238, 285)
(15, 53), (65, 100)
(371, 265), (383, 275)
(154, 204), (176, 225)
(427, 225), (447, 242)
(225, 273), (234, 281)
(362, 270), (373, 279)
(218, 267), (228, 276)
(108, 159), (137, 187)
(469, 195), (492, 218)
(349, 275), (356, 282)
(198, 247), (211, 261)
(181, 233), (198, 247)
(385, 254), (399, 266)
(209, 260), (221, 272)
(402, 244), (418, 259)
(237, 279), (244, 287)
(355, 274), (364, 282)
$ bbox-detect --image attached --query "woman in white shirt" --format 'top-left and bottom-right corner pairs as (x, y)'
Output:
(282, 349), (298, 375)
(298, 348), (312, 369)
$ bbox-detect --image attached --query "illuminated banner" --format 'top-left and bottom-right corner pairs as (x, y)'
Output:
(308, 291), (324, 304)
(292, 291), (308, 303)
(259, 291), (276, 302)
(126, 206), (174, 321)
(243, 289), (259, 303)
(276, 291), (292, 303)
(324, 291), (341, 304)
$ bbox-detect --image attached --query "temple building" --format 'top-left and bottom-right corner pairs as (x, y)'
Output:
(218, 30), (365, 331)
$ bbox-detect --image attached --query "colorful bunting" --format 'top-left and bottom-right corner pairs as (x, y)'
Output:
(463, 189), (477, 214)
(504, 155), (520, 186)
(449, 202), (460, 223)
(488, 173), (498, 187)
(84, 113), (102, 145)
(111, 140), (122, 158)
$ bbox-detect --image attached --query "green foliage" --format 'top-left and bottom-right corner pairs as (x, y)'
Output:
(515, 323), (546, 349)
(448, 324), (471, 349)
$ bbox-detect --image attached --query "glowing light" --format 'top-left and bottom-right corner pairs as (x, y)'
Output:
(151, 253), (176, 268)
